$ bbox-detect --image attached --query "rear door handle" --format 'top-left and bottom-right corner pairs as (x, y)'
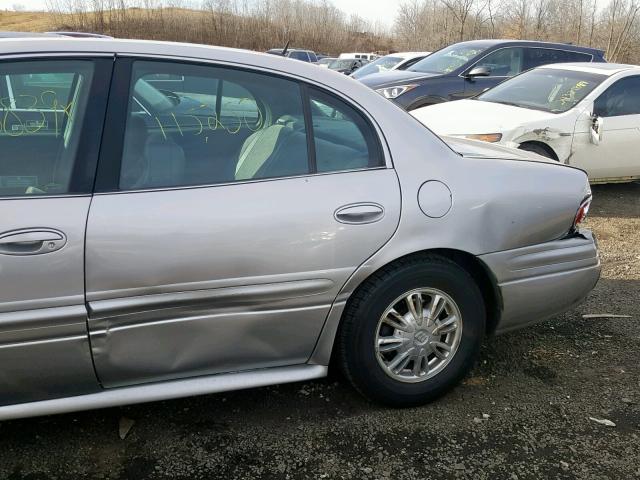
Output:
(0, 229), (67, 255)
(334, 203), (385, 224)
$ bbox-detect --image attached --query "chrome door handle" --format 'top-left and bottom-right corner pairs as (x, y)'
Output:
(0, 229), (67, 255)
(334, 203), (385, 224)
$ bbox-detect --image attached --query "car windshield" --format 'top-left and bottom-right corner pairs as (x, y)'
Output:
(352, 56), (402, 78)
(477, 68), (607, 113)
(329, 59), (355, 70)
(408, 44), (488, 74)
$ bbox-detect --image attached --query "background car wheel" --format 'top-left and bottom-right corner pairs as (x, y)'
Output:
(518, 142), (556, 160)
(337, 255), (486, 407)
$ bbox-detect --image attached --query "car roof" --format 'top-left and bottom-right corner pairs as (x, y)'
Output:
(48, 31), (113, 38)
(0, 37), (375, 94)
(537, 62), (640, 76)
(451, 39), (604, 55)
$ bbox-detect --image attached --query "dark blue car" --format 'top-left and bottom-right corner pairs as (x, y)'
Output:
(360, 40), (606, 111)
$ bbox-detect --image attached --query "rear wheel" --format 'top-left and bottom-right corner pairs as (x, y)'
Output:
(337, 255), (486, 407)
(518, 142), (556, 160)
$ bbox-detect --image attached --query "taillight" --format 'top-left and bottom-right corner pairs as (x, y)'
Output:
(573, 195), (592, 229)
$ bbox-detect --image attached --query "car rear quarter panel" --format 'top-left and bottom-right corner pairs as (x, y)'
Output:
(310, 107), (590, 364)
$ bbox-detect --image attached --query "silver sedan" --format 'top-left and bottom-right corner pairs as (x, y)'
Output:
(0, 37), (600, 420)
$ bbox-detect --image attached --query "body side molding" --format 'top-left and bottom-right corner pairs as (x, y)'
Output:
(0, 364), (327, 421)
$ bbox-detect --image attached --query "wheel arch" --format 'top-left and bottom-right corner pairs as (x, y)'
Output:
(406, 95), (448, 111)
(518, 140), (559, 161)
(316, 248), (503, 368)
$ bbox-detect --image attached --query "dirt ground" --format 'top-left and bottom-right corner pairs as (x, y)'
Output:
(0, 183), (638, 480)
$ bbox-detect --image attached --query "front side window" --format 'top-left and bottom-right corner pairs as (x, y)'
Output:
(474, 47), (524, 77)
(408, 44), (490, 74)
(309, 88), (383, 173)
(119, 61), (309, 190)
(477, 68), (606, 113)
(594, 76), (640, 117)
(0, 60), (94, 196)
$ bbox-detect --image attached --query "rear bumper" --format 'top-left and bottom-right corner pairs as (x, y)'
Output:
(479, 229), (601, 334)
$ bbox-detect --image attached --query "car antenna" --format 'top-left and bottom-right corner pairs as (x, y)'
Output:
(282, 40), (290, 56)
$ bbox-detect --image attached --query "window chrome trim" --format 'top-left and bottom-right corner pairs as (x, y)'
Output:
(0, 52), (115, 61)
(0, 193), (91, 201)
(95, 166), (389, 196)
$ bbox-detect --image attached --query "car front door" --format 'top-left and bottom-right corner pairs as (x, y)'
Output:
(0, 56), (111, 405)
(571, 75), (640, 181)
(85, 58), (401, 388)
(463, 47), (524, 98)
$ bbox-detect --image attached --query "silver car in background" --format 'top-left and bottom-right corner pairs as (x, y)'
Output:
(0, 38), (600, 420)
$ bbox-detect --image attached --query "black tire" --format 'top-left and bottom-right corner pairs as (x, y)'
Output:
(337, 255), (486, 407)
(518, 142), (556, 160)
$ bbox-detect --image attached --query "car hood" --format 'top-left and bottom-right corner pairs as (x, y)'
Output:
(442, 136), (559, 164)
(359, 69), (441, 88)
(411, 99), (555, 135)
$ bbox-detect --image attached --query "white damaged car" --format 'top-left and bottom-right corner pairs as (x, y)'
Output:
(412, 63), (640, 184)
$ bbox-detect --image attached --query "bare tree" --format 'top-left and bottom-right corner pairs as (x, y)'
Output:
(440, 0), (477, 40)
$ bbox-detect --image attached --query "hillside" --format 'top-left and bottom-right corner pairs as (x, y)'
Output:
(0, 10), (52, 32)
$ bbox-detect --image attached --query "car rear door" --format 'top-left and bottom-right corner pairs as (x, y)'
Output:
(85, 58), (401, 388)
(0, 56), (112, 405)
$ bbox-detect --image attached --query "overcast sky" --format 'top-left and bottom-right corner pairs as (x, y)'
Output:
(7, 0), (402, 27)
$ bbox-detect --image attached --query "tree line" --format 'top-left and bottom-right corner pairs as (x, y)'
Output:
(46, 0), (640, 63)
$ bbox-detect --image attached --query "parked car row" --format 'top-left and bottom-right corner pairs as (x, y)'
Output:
(346, 39), (638, 184)
(412, 63), (640, 184)
(0, 35), (600, 420)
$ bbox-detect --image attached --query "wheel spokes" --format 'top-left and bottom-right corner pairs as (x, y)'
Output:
(405, 293), (424, 325)
(431, 341), (451, 359)
(427, 294), (447, 325)
(432, 315), (459, 335)
(413, 350), (426, 376)
(383, 308), (412, 332)
(377, 337), (405, 353)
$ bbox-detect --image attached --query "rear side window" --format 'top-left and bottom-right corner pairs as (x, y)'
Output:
(564, 51), (593, 62)
(594, 76), (640, 117)
(119, 61), (309, 190)
(309, 88), (383, 173)
(0, 60), (94, 196)
(524, 48), (592, 70)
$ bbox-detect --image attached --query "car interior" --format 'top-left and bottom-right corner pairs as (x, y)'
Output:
(0, 62), (93, 196)
(119, 68), (375, 190)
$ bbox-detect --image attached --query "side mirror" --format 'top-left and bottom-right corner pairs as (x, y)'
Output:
(466, 66), (491, 79)
(590, 114), (604, 145)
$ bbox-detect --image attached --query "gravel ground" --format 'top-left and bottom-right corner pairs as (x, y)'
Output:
(1, 183), (638, 480)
